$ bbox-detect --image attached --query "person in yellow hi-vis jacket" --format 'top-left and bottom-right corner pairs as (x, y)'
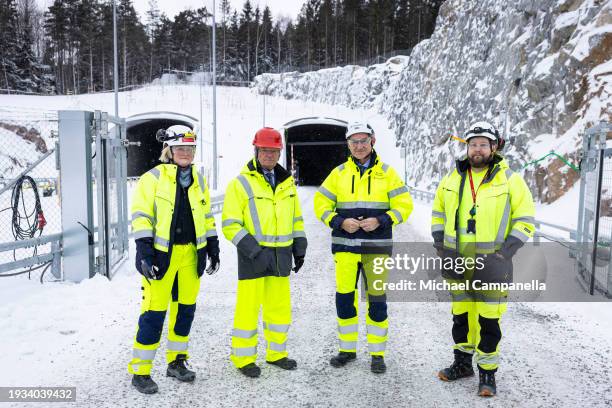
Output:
(431, 121), (535, 397)
(128, 125), (220, 394)
(314, 121), (413, 374)
(222, 127), (307, 378)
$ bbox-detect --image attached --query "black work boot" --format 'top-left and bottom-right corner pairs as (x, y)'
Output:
(239, 363), (261, 378)
(132, 374), (158, 394)
(330, 351), (357, 368)
(478, 368), (497, 397)
(267, 357), (297, 370)
(167, 354), (196, 382)
(371, 356), (386, 374)
(438, 350), (475, 381)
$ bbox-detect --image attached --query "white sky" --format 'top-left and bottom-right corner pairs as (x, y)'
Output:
(36, 0), (302, 22)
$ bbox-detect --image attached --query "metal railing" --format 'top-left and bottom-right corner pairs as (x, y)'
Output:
(407, 186), (577, 244)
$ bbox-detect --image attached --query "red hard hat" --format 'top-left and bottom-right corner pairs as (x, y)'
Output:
(253, 127), (283, 149)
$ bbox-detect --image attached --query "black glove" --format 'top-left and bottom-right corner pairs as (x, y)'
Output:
(292, 255), (304, 273)
(140, 258), (160, 280)
(206, 254), (220, 275)
(433, 241), (444, 258)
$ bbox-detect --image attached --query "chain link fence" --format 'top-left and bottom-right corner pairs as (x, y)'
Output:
(0, 108), (61, 280)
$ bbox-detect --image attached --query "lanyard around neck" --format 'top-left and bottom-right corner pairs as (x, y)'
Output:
(467, 167), (491, 216)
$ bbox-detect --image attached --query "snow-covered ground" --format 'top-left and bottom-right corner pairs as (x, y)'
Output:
(1, 85), (611, 407)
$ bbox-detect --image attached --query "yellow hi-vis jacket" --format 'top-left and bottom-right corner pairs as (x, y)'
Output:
(431, 155), (535, 256)
(222, 159), (307, 280)
(131, 164), (217, 276)
(314, 151), (413, 254)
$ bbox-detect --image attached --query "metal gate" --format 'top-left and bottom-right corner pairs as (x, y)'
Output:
(575, 122), (612, 297)
(93, 111), (129, 279)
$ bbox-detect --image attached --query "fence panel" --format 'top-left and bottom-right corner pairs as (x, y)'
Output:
(0, 108), (62, 280)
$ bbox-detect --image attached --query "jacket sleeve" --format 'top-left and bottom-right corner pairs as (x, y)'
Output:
(221, 177), (261, 259)
(314, 168), (344, 230)
(378, 166), (413, 228)
(131, 170), (157, 241)
(500, 173), (536, 258)
(431, 176), (447, 244)
(292, 183), (307, 258)
(201, 175), (219, 257)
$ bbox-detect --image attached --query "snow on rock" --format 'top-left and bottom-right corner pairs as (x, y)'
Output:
(254, 0), (612, 203)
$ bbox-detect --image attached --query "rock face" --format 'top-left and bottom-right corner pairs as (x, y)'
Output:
(255, 0), (611, 203)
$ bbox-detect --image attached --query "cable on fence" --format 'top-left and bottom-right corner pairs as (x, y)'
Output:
(0, 175), (49, 280)
(521, 151), (580, 172)
(0, 260), (52, 283)
(10, 175), (46, 240)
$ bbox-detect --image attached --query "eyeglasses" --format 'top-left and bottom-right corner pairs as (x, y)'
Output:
(259, 148), (280, 155)
(347, 136), (371, 146)
(467, 142), (491, 150)
(172, 146), (196, 154)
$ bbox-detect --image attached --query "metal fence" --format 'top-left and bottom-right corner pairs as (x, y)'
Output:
(575, 122), (612, 296)
(0, 108), (62, 281)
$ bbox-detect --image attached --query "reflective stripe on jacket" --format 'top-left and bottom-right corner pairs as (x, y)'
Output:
(222, 159), (307, 280)
(314, 151), (413, 254)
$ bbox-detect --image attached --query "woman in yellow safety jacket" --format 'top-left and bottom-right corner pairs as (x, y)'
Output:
(128, 125), (219, 394)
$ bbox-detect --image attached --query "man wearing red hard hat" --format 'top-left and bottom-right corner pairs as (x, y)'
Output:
(221, 127), (307, 378)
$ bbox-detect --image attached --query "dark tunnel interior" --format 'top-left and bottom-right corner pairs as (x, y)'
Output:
(126, 119), (194, 177)
(285, 123), (348, 186)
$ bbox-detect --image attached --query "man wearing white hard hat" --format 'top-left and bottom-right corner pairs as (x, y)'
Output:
(431, 121), (535, 397)
(314, 121), (413, 374)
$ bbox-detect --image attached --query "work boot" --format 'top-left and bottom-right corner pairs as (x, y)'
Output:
(267, 357), (297, 370)
(330, 351), (357, 368)
(478, 368), (497, 397)
(132, 375), (158, 394)
(371, 356), (386, 374)
(167, 355), (196, 382)
(239, 363), (261, 378)
(438, 351), (474, 381)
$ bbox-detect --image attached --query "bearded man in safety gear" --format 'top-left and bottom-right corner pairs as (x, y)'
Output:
(431, 121), (535, 397)
(128, 125), (220, 394)
(222, 127), (307, 378)
(314, 121), (413, 374)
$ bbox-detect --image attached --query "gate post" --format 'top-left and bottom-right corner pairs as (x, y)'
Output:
(58, 111), (95, 282)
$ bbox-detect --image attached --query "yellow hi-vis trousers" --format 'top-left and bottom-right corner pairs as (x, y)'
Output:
(450, 280), (508, 371)
(128, 244), (201, 375)
(230, 276), (291, 368)
(334, 252), (389, 357)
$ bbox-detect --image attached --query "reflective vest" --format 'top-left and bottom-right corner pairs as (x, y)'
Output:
(131, 164), (217, 275)
(314, 151), (413, 254)
(431, 155), (535, 255)
(222, 159), (306, 279)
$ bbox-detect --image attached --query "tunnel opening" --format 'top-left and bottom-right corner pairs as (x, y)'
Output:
(125, 112), (197, 177)
(283, 118), (348, 186)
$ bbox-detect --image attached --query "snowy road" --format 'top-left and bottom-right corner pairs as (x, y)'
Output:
(1, 190), (611, 408)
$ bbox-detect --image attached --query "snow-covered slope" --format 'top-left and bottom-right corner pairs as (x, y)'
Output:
(255, 0), (612, 202)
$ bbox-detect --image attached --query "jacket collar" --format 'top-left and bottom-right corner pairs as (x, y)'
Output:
(243, 158), (291, 185)
(455, 154), (506, 183)
(349, 149), (379, 172)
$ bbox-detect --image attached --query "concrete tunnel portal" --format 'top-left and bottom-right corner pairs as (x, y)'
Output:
(126, 112), (198, 177)
(283, 117), (349, 186)
(125, 114), (349, 186)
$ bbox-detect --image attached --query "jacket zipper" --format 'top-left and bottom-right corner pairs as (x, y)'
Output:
(368, 171), (371, 195)
(351, 175), (355, 194)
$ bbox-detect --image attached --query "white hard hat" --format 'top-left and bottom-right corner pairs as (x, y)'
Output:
(164, 125), (197, 147)
(346, 121), (374, 139)
(464, 121), (499, 142)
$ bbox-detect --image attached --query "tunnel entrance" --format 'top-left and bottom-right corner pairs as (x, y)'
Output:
(125, 112), (198, 177)
(283, 118), (348, 186)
